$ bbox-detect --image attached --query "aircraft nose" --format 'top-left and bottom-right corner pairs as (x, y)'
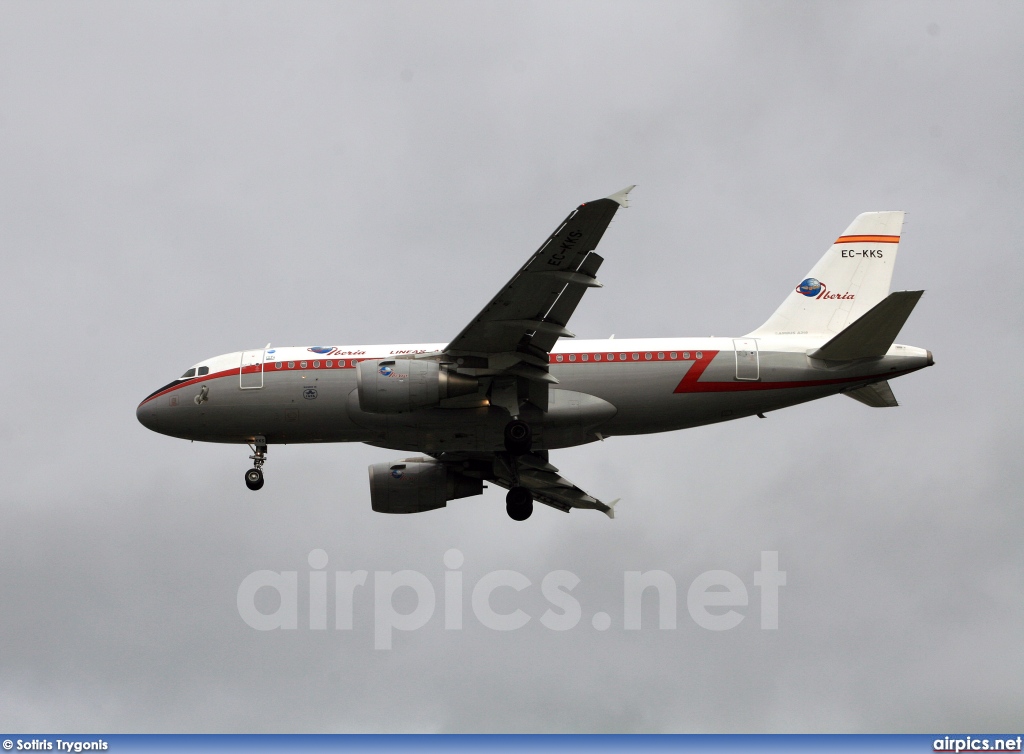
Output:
(136, 398), (161, 431)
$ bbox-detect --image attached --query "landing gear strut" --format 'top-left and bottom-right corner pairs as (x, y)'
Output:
(245, 436), (267, 491)
(506, 486), (533, 521)
(502, 419), (534, 519)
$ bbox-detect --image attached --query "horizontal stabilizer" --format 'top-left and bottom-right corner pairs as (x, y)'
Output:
(844, 381), (899, 408)
(810, 290), (924, 361)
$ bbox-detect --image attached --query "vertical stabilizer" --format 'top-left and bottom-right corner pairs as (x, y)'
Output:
(749, 211), (904, 337)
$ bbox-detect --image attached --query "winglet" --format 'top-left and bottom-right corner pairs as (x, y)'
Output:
(603, 498), (621, 519)
(606, 185), (635, 208)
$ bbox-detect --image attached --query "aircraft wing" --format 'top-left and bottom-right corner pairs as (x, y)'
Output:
(442, 186), (632, 414)
(433, 450), (618, 518)
(444, 186), (633, 360)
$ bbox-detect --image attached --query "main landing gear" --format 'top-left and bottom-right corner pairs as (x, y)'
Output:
(245, 437), (267, 491)
(503, 420), (534, 520)
(506, 486), (533, 521)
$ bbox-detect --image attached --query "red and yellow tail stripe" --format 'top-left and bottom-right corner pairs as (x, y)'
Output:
(834, 234), (900, 244)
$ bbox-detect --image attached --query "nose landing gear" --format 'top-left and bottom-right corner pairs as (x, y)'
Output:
(245, 436), (267, 491)
(245, 468), (264, 490)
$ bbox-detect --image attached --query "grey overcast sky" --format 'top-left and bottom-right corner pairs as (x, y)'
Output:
(1, 0), (1022, 733)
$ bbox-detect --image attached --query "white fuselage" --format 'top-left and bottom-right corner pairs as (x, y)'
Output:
(136, 336), (933, 453)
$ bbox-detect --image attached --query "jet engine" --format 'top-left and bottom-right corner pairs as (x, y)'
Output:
(368, 458), (484, 513)
(356, 359), (479, 413)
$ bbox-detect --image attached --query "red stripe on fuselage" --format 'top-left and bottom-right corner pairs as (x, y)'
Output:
(141, 350), (925, 408)
(138, 358), (364, 407)
(674, 365), (922, 393)
(672, 350), (720, 392)
(139, 368), (239, 406)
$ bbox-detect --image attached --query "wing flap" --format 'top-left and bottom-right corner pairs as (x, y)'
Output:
(496, 453), (617, 518)
(432, 450), (618, 518)
(530, 252), (605, 353)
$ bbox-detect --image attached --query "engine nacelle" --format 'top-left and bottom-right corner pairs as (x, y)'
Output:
(368, 458), (484, 514)
(356, 359), (478, 413)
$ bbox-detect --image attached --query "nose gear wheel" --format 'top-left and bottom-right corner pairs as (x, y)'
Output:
(245, 468), (264, 490)
(245, 436), (267, 491)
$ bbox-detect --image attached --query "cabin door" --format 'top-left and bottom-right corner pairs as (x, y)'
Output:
(240, 350), (265, 389)
(733, 339), (759, 381)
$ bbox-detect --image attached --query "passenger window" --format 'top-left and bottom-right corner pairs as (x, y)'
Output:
(300, 361), (308, 369)
(326, 360), (333, 368)
(288, 362), (295, 369)
(197, 366), (209, 376)
(313, 361), (320, 368)
(181, 368), (196, 379)
(569, 354), (576, 362)
(275, 362), (283, 369)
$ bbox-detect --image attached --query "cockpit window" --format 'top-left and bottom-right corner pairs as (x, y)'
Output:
(180, 368), (196, 379)
(197, 366), (209, 376)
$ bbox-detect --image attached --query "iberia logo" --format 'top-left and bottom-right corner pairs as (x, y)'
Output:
(796, 278), (855, 300)
(796, 278), (822, 296)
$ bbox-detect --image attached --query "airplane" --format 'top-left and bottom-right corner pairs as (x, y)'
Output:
(136, 187), (933, 521)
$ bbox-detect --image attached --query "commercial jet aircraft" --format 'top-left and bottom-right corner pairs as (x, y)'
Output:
(137, 187), (933, 520)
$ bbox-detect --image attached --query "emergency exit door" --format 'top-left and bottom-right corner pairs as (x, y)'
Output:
(733, 339), (759, 381)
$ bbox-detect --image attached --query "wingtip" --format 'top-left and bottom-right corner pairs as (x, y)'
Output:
(606, 185), (635, 208)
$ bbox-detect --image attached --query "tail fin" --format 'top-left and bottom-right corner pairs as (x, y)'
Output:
(749, 211), (904, 337)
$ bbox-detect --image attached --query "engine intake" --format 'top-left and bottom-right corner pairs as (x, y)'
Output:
(368, 458), (484, 513)
(357, 359), (478, 413)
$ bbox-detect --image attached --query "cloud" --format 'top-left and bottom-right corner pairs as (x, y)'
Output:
(0, 0), (1022, 732)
